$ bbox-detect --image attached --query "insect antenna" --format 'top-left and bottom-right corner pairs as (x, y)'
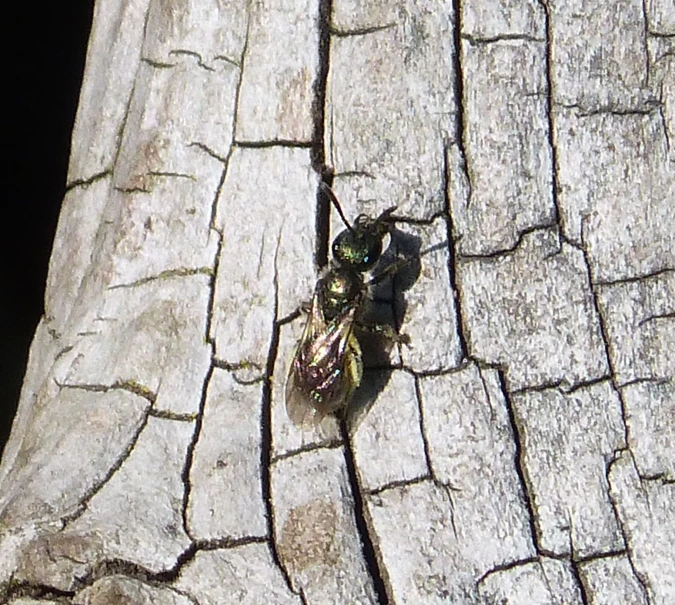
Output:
(320, 182), (354, 232)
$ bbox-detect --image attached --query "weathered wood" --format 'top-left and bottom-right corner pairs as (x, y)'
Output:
(1, 0), (673, 603)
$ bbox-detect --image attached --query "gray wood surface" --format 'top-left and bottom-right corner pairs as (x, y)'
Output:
(1, 0), (672, 603)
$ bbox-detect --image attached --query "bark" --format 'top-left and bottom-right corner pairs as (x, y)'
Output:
(0, 0), (673, 603)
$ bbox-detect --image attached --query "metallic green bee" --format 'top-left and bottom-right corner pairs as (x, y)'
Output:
(285, 185), (401, 428)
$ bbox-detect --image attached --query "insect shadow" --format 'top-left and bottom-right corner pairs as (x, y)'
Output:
(346, 221), (422, 431)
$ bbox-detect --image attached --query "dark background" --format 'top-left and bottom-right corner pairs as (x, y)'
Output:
(2, 3), (94, 455)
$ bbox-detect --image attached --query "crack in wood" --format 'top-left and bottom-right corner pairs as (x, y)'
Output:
(538, 0), (563, 231)
(558, 100), (663, 116)
(311, 0), (334, 269)
(149, 409), (197, 422)
(509, 374), (614, 396)
(457, 223), (560, 261)
(107, 267), (213, 290)
(366, 474), (433, 497)
(412, 374), (434, 479)
(461, 32), (546, 45)
(168, 49), (217, 72)
(270, 439), (343, 465)
(497, 369), (542, 556)
(259, 236), (297, 595)
(330, 23), (397, 38)
(451, 0), (473, 210)
(340, 423), (391, 604)
(311, 0), (332, 173)
(140, 57), (174, 69)
(442, 143), (470, 361)
(475, 556), (539, 587)
(605, 454), (654, 602)
(595, 267), (675, 288)
(578, 228), (633, 456)
(569, 544), (591, 605)
(233, 139), (313, 149)
(3, 580), (76, 602)
(180, 363), (215, 542)
(65, 169), (112, 192)
(62, 405), (152, 527)
(188, 141), (229, 164)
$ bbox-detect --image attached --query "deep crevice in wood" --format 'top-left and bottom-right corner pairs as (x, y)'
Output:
(311, 0), (332, 173)
(3, 580), (76, 602)
(537, 0), (563, 230)
(451, 0), (473, 209)
(639, 0), (651, 88)
(496, 369), (542, 556)
(340, 423), (391, 604)
(442, 142), (469, 360)
(315, 173), (333, 271)
(312, 0), (334, 270)
(78, 550), (195, 586)
(233, 139), (313, 149)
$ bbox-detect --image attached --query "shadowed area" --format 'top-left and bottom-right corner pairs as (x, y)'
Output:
(2, 1), (94, 455)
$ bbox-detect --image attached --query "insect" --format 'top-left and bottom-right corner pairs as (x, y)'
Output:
(285, 184), (405, 428)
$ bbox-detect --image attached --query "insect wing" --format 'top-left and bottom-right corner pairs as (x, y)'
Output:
(285, 296), (358, 427)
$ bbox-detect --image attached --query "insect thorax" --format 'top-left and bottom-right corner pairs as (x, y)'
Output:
(318, 267), (363, 321)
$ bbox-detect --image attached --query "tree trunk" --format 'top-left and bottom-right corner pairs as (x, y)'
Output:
(1, 0), (672, 603)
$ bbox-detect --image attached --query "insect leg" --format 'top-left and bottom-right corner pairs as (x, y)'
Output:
(366, 256), (413, 287)
(355, 320), (411, 346)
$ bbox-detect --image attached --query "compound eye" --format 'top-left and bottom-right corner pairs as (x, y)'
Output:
(332, 228), (382, 271)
